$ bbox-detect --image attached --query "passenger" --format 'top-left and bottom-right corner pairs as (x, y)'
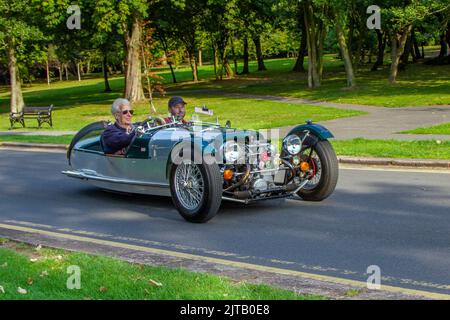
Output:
(102, 98), (136, 155)
(164, 96), (188, 124)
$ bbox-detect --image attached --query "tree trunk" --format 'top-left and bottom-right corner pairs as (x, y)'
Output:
(439, 34), (448, 57)
(412, 30), (421, 60)
(76, 62), (81, 81)
(212, 44), (219, 80)
(241, 35), (249, 74)
(354, 30), (364, 66)
(446, 23), (450, 55)
(46, 59), (50, 85)
(230, 37), (238, 76)
(124, 16), (145, 102)
(103, 55), (112, 92)
(371, 29), (385, 71)
(86, 59), (91, 74)
(293, 17), (307, 72)
(401, 33), (412, 64)
(389, 25), (412, 84)
(224, 59), (233, 79)
(198, 49), (203, 67)
(252, 35), (267, 71)
(189, 50), (199, 82)
(336, 22), (356, 87)
(65, 64), (69, 81)
(7, 45), (24, 114)
(58, 62), (63, 81)
(303, 0), (320, 88)
(317, 21), (326, 79)
(79, 62), (84, 75)
(159, 35), (176, 83)
(168, 62), (177, 83)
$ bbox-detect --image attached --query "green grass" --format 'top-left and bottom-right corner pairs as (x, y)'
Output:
(331, 138), (450, 160)
(0, 89), (364, 131)
(0, 135), (74, 144)
(149, 54), (450, 108)
(0, 242), (321, 300)
(2, 55), (449, 117)
(400, 122), (450, 135)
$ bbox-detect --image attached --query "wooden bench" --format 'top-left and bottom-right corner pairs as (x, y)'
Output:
(9, 105), (54, 129)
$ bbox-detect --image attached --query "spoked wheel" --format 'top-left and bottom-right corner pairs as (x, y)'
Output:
(170, 157), (222, 223)
(297, 139), (339, 201)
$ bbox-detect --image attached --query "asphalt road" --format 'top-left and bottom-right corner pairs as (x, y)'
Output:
(1, 149), (449, 295)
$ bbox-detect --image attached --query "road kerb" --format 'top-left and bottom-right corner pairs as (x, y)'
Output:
(0, 141), (68, 150)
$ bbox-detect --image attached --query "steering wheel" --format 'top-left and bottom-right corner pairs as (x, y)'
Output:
(139, 117), (167, 131)
(125, 117), (168, 155)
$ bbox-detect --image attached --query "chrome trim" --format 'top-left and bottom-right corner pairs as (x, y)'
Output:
(222, 196), (249, 204)
(292, 179), (310, 194)
(61, 170), (169, 188)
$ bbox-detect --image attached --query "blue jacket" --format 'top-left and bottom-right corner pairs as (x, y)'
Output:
(101, 122), (135, 154)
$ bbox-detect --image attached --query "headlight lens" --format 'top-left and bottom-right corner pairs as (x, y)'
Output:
(284, 134), (302, 155)
(223, 141), (242, 163)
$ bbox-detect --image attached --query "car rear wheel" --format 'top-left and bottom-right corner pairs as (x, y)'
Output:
(170, 158), (223, 223)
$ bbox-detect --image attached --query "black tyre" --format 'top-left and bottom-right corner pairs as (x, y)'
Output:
(169, 156), (223, 223)
(297, 140), (338, 201)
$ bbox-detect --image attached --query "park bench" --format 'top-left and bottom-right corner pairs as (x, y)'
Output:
(9, 105), (54, 129)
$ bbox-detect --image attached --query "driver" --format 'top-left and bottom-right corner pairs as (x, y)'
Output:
(101, 98), (136, 155)
(164, 96), (188, 124)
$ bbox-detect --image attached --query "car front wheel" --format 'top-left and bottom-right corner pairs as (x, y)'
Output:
(170, 158), (222, 223)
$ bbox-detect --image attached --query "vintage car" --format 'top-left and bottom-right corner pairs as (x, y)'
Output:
(62, 109), (338, 223)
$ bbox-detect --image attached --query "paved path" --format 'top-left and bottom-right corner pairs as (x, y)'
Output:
(1, 149), (450, 296)
(221, 93), (450, 141)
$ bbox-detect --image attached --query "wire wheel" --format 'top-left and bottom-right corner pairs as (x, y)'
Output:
(303, 151), (322, 190)
(174, 161), (205, 210)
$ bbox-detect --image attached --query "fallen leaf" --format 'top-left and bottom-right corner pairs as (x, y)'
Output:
(40, 271), (49, 277)
(99, 286), (108, 293)
(55, 255), (63, 261)
(29, 258), (38, 263)
(27, 277), (33, 285)
(148, 279), (163, 287)
(0, 285), (5, 294)
(223, 293), (229, 297)
(17, 287), (27, 295)
(35, 245), (42, 251)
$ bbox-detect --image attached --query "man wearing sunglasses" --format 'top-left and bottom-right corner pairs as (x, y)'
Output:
(101, 98), (136, 155)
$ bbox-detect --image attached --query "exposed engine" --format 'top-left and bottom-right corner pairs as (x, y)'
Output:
(220, 134), (317, 202)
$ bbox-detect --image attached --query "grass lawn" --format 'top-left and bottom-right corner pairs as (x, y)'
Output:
(400, 122), (450, 135)
(160, 57), (450, 108)
(0, 86), (364, 131)
(0, 239), (321, 300)
(331, 138), (450, 160)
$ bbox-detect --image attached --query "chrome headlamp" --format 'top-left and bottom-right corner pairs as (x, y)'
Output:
(222, 141), (242, 163)
(284, 134), (302, 155)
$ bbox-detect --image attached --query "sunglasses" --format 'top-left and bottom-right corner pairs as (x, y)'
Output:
(121, 109), (134, 115)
